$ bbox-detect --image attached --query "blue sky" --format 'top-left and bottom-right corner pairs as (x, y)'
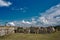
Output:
(0, 0), (60, 26)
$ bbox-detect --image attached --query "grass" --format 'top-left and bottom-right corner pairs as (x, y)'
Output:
(0, 31), (60, 40)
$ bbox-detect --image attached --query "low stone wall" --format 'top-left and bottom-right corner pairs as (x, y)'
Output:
(15, 27), (56, 34)
(0, 27), (14, 36)
(0, 29), (6, 36)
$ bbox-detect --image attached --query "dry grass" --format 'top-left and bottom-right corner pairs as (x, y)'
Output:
(0, 31), (60, 40)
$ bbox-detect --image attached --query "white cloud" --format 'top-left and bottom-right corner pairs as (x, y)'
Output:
(38, 4), (60, 26)
(22, 20), (31, 24)
(0, 0), (12, 7)
(6, 22), (15, 26)
(6, 19), (37, 27)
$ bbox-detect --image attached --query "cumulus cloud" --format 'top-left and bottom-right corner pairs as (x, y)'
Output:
(22, 20), (31, 24)
(38, 4), (60, 26)
(6, 19), (37, 27)
(0, 0), (12, 7)
(6, 22), (15, 26)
